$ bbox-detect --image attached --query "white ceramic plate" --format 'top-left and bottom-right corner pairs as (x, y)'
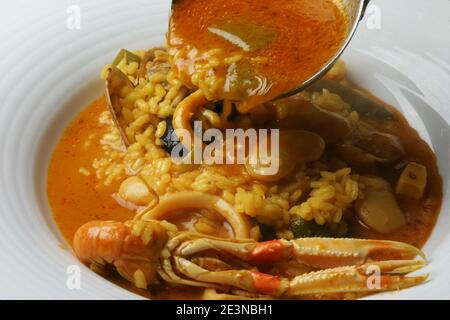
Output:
(0, 0), (448, 299)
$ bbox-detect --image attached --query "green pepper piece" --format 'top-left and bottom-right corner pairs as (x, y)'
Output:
(112, 49), (141, 67)
(208, 22), (276, 52)
(289, 216), (333, 238)
(290, 217), (318, 238)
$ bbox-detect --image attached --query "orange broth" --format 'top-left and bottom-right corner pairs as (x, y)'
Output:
(46, 0), (442, 300)
(169, 0), (348, 110)
(47, 94), (442, 299)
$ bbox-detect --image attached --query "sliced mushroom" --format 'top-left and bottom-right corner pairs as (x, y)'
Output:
(361, 130), (405, 161)
(355, 176), (406, 234)
(105, 67), (135, 146)
(336, 124), (405, 167)
(270, 96), (351, 144)
(246, 130), (325, 182)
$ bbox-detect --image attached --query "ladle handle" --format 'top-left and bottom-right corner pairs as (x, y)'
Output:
(361, 0), (371, 20)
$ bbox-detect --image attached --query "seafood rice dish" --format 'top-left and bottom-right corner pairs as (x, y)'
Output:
(48, 0), (442, 299)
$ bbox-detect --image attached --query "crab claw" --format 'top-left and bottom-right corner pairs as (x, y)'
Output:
(164, 235), (426, 298)
(284, 260), (427, 298)
(176, 237), (424, 269)
(288, 238), (425, 269)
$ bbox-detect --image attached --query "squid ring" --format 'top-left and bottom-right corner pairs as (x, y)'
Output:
(140, 191), (251, 239)
(172, 89), (208, 139)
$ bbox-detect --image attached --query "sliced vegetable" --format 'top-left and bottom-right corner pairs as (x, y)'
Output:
(271, 96), (351, 144)
(355, 176), (406, 234)
(280, 130), (326, 162)
(161, 118), (187, 157)
(362, 130), (405, 161)
(309, 79), (394, 121)
(208, 22), (276, 52)
(212, 101), (239, 121)
(335, 143), (400, 167)
(225, 61), (266, 99)
(336, 125), (405, 167)
(252, 218), (277, 241)
(290, 217), (318, 238)
(395, 162), (427, 199)
(112, 49), (141, 68)
(289, 217), (332, 238)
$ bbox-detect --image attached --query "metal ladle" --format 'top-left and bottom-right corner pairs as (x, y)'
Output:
(275, 0), (371, 100)
(170, 0), (370, 102)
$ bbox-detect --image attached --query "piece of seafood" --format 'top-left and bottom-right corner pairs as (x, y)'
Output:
(105, 48), (183, 147)
(73, 219), (427, 299)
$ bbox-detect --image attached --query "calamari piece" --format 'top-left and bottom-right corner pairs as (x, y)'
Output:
(172, 89), (208, 138)
(140, 191), (252, 239)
